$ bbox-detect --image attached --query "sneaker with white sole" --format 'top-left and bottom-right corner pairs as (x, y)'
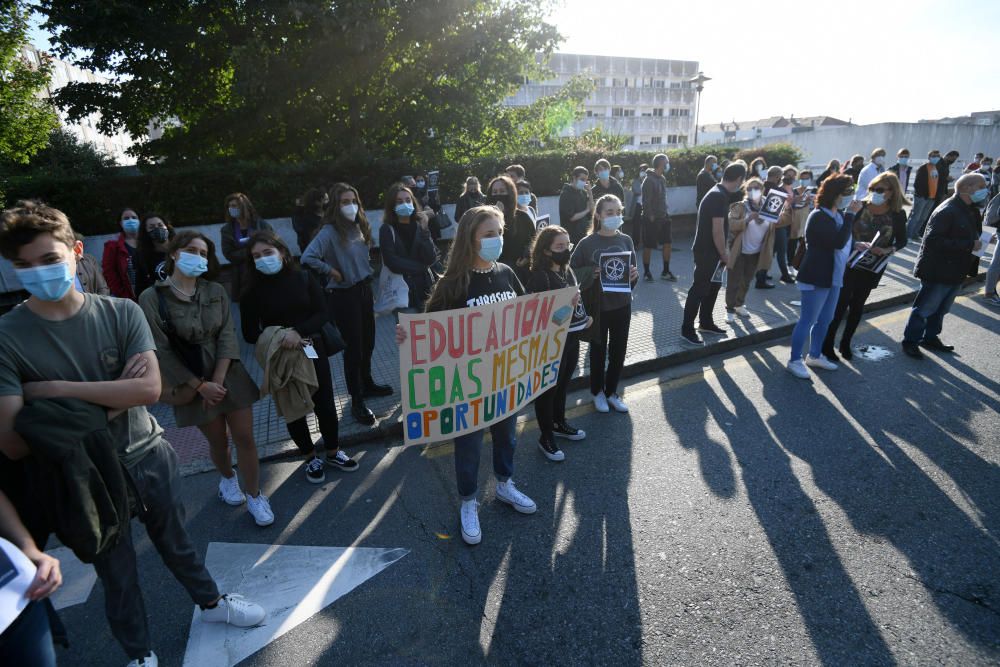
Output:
(246, 493), (274, 527)
(325, 449), (359, 472)
(552, 421), (586, 441)
(734, 306), (750, 318)
(593, 392), (610, 413)
(460, 499), (481, 545)
(201, 593), (266, 627)
(218, 475), (245, 506)
(538, 435), (565, 462)
(786, 359), (810, 379)
(127, 652), (158, 667)
(305, 457), (325, 484)
(726, 311), (736, 324)
(495, 480), (537, 514)
(805, 354), (838, 371)
(607, 394), (628, 413)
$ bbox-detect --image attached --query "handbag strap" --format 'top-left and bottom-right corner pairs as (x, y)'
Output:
(156, 288), (177, 336)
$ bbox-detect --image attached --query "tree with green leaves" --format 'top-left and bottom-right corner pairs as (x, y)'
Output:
(39, 0), (585, 165)
(0, 0), (59, 167)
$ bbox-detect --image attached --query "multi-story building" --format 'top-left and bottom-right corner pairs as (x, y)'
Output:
(505, 53), (701, 150)
(19, 44), (139, 165)
(697, 115), (851, 145)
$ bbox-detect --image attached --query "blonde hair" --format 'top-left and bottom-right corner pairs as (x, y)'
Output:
(866, 171), (909, 211)
(425, 206), (503, 313)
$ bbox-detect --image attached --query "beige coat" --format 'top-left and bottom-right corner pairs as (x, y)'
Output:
(727, 200), (794, 271)
(255, 326), (318, 423)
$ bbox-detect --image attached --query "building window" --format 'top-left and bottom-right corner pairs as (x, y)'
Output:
(612, 108), (635, 117)
(669, 108), (690, 117)
(625, 136), (635, 145)
(612, 77), (629, 87)
(669, 81), (681, 89)
(652, 108), (664, 117)
(586, 109), (596, 117)
(652, 80), (666, 88)
(650, 136), (662, 145)
(667, 134), (678, 144)
(593, 77), (604, 88)
(677, 134), (688, 144)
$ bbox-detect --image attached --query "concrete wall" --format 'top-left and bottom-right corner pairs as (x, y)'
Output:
(726, 122), (1000, 172)
(0, 186), (699, 295)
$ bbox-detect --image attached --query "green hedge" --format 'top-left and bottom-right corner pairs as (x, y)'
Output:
(2, 143), (802, 235)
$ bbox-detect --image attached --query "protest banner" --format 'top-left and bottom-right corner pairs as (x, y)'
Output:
(426, 170), (440, 195)
(600, 252), (632, 293)
(535, 214), (551, 231)
(759, 188), (788, 223)
(398, 287), (578, 446)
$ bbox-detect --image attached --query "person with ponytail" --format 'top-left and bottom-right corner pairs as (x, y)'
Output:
(220, 193), (273, 303)
(302, 183), (389, 427)
(570, 194), (639, 414)
(526, 226), (591, 462)
(396, 206), (537, 546)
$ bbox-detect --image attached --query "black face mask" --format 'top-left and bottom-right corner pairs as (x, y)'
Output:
(487, 193), (507, 206)
(782, 176), (794, 185)
(150, 228), (169, 243)
(549, 249), (572, 265)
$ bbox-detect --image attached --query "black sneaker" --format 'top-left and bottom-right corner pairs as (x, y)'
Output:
(755, 281), (776, 289)
(326, 450), (360, 472)
(305, 457), (326, 484)
(919, 337), (954, 352)
(661, 271), (678, 282)
(697, 323), (726, 335)
(537, 435), (565, 462)
(553, 421), (586, 441)
(351, 402), (376, 425)
(363, 382), (393, 398)
(644, 272), (654, 283)
(780, 275), (796, 284)
(680, 330), (705, 347)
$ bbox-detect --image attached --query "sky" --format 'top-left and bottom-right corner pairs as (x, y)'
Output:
(547, 0), (1000, 125)
(26, 1), (1000, 127)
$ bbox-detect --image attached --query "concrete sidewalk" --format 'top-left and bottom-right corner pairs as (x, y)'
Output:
(159, 230), (998, 476)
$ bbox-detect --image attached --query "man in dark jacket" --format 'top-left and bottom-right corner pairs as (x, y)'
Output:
(559, 166), (594, 245)
(902, 173), (988, 358)
(641, 153), (676, 281)
(938, 150), (960, 204)
(888, 148), (912, 192)
(906, 149), (943, 239)
(0, 201), (267, 665)
(696, 155), (720, 208)
(591, 158), (626, 203)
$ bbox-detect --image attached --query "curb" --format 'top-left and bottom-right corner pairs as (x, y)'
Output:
(254, 272), (987, 464)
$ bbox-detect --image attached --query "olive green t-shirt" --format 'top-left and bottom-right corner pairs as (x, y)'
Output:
(0, 294), (165, 468)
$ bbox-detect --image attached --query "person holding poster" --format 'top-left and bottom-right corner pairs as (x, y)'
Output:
(527, 226), (591, 462)
(571, 195), (639, 414)
(821, 172), (908, 361)
(397, 206), (539, 545)
(724, 177), (777, 323)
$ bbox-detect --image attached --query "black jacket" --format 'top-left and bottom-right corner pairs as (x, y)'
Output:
(888, 163), (913, 192)
(454, 191), (486, 224)
(16, 398), (129, 563)
(379, 223), (437, 309)
(559, 183), (590, 235)
(796, 209), (854, 288)
(912, 163), (942, 200)
(591, 177), (625, 205)
(696, 169), (718, 206)
(914, 195), (979, 285)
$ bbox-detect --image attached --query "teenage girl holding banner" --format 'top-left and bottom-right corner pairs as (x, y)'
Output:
(395, 205), (538, 546)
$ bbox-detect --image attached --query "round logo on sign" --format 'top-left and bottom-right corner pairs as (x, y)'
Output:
(605, 258), (627, 281)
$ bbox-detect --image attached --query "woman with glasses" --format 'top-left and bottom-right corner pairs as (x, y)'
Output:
(821, 172), (908, 360)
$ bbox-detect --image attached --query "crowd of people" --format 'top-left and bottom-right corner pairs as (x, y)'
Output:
(0, 143), (997, 664)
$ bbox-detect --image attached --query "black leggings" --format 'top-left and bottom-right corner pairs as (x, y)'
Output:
(286, 353), (339, 456)
(590, 305), (631, 397)
(823, 283), (874, 352)
(326, 281), (376, 398)
(534, 334), (581, 435)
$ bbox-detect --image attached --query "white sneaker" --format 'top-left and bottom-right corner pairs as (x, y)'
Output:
(201, 593), (266, 627)
(607, 394), (628, 413)
(218, 475), (245, 506)
(246, 493), (274, 527)
(786, 359), (810, 379)
(126, 652), (158, 667)
(726, 312), (736, 324)
(460, 499), (481, 545)
(806, 354), (839, 371)
(495, 480), (537, 514)
(734, 306), (750, 318)
(593, 392), (610, 413)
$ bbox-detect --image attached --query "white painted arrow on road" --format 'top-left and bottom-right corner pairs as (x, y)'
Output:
(183, 542), (408, 667)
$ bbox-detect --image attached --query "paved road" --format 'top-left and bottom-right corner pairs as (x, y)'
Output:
(57, 287), (1000, 665)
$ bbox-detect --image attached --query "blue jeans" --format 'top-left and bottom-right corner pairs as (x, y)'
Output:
(986, 243), (1000, 297)
(0, 601), (57, 667)
(906, 197), (936, 239)
(453, 414), (517, 500)
(903, 281), (961, 343)
(790, 287), (841, 361)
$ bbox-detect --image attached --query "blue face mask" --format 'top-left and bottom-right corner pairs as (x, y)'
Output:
(602, 215), (624, 231)
(870, 192), (886, 206)
(478, 236), (503, 263)
(395, 202), (415, 218)
(122, 218), (140, 234)
(929, 156), (940, 165)
(254, 255), (283, 275)
(838, 195), (853, 210)
(575, 179), (587, 190)
(228, 206), (241, 219)
(898, 157), (909, 166)
(663, 163), (671, 174)
(597, 170), (610, 180)
(16, 262), (75, 302)
(176, 251), (208, 277)
(970, 188), (990, 204)
(517, 194), (532, 207)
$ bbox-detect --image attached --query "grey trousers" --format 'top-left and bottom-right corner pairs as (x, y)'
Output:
(93, 440), (219, 660)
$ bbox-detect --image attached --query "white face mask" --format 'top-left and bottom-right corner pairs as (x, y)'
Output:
(874, 156), (885, 166)
(340, 203), (359, 221)
(749, 189), (762, 202)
